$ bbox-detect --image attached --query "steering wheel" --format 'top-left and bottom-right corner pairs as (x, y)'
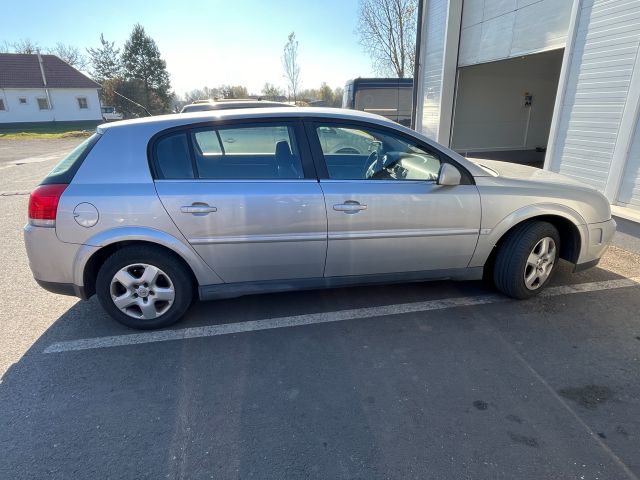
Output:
(363, 150), (380, 179)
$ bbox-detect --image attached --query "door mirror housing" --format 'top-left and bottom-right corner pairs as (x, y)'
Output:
(437, 163), (462, 186)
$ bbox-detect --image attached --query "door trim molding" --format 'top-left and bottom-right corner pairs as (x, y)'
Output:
(328, 228), (479, 240)
(189, 232), (327, 245)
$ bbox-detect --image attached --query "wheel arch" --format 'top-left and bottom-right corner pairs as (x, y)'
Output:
(473, 204), (587, 273)
(73, 227), (222, 297)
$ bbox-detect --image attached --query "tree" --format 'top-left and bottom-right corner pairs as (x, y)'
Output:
(282, 32), (300, 103)
(100, 77), (148, 118)
(10, 39), (40, 54)
(87, 34), (121, 82)
(318, 82), (335, 105)
(262, 83), (284, 101)
(333, 86), (344, 107)
(220, 85), (248, 99)
(48, 43), (87, 69)
(121, 24), (172, 113)
(356, 0), (418, 78)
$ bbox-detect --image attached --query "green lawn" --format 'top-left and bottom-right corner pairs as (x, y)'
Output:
(0, 121), (100, 139)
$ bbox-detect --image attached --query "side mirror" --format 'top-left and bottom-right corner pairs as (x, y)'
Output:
(437, 163), (462, 186)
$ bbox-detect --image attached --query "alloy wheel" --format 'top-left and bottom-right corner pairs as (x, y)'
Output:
(109, 263), (175, 320)
(524, 237), (557, 290)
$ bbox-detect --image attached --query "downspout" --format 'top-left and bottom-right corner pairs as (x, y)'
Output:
(37, 52), (54, 120)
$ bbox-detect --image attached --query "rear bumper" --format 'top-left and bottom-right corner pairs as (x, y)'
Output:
(24, 224), (97, 299)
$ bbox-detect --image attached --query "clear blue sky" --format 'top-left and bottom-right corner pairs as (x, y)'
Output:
(2, 0), (374, 96)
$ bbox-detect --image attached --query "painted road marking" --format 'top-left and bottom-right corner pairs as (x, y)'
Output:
(43, 277), (640, 354)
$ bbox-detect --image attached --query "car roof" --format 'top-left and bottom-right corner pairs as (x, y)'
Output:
(99, 107), (393, 131)
(180, 100), (290, 113)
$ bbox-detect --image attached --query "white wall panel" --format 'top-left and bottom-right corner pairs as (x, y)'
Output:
(482, 0), (516, 21)
(477, 12), (515, 63)
(462, 0), (484, 27)
(458, 23), (482, 65)
(459, 0), (571, 66)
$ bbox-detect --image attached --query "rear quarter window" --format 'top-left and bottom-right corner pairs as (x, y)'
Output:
(152, 132), (195, 179)
(41, 133), (102, 185)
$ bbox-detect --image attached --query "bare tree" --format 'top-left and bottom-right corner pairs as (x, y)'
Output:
(356, 0), (418, 78)
(262, 82), (284, 101)
(49, 43), (87, 69)
(282, 32), (300, 103)
(10, 38), (41, 54)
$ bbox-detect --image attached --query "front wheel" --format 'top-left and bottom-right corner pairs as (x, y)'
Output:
(493, 221), (560, 299)
(96, 246), (194, 329)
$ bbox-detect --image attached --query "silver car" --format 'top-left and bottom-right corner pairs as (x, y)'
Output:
(24, 108), (616, 329)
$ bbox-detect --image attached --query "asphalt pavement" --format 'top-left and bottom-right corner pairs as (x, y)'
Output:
(0, 139), (639, 480)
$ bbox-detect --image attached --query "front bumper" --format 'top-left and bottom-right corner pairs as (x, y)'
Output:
(35, 279), (88, 299)
(575, 218), (616, 272)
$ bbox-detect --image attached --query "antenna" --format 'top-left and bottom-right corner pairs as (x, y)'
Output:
(112, 90), (152, 117)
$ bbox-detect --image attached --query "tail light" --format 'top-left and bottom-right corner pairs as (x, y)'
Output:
(28, 184), (68, 227)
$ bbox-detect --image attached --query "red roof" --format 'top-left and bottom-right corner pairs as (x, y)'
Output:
(0, 53), (101, 89)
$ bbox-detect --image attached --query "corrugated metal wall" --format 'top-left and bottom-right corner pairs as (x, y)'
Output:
(549, 0), (640, 192)
(420, 0), (448, 140)
(619, 116), (640, 208)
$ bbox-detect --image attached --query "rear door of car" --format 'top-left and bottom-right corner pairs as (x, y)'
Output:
(152, 118), (327, 283)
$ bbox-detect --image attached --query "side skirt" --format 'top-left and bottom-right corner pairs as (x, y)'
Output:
(198, 267), (484, 301)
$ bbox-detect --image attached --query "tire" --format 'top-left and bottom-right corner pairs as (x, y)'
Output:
(96, 246), (194, 329)
(493, 221), (560, 299)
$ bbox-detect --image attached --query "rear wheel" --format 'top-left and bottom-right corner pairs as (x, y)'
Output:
(96, 246), (194, 329)
(493, 221), (560, 299)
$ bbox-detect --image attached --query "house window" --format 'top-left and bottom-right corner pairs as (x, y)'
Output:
(0, 98), (5, 111)
(18, 97), (27, 105)
(37, 97), (50, 110)
(77, 97), (88, 109)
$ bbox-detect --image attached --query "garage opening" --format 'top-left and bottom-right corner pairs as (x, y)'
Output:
(450, 49), (564, 167)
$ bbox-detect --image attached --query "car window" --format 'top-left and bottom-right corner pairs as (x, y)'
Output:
(191, 125), (303, 179)
(153, 132), (195, 179)
(42, 133), (102, 185)
(315, 125), (441, 181)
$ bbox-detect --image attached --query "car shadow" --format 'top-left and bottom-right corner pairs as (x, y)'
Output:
(0, 263), (632, 478)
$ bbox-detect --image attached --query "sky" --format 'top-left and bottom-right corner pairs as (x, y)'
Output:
(2, 0), (374, 96)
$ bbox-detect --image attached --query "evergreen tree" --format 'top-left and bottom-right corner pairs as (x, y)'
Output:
(121, 24), (171, 113)
(86, 34), (121, 83)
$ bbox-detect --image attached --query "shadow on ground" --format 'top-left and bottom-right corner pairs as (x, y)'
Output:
(1, 264), (639, 479)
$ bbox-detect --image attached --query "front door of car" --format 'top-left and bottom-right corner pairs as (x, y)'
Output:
(307, 121), (481, 278)
(153, 120), (327, 283)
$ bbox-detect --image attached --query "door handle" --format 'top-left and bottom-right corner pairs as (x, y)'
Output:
(333, 201), (367, 214)
(181, 203), (217, 215)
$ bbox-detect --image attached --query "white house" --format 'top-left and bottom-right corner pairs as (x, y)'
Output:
(0, 53), (102, 124)
(414, 0), (640, 214)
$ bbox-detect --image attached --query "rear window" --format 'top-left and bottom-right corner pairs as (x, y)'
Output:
(41, 133), (102, 185)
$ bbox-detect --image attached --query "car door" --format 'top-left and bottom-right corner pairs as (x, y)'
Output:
(152, 119), (327, 283)
(306, 120), (481, 278)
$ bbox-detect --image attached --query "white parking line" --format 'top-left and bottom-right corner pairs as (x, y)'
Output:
(43, 277), (640, 354)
